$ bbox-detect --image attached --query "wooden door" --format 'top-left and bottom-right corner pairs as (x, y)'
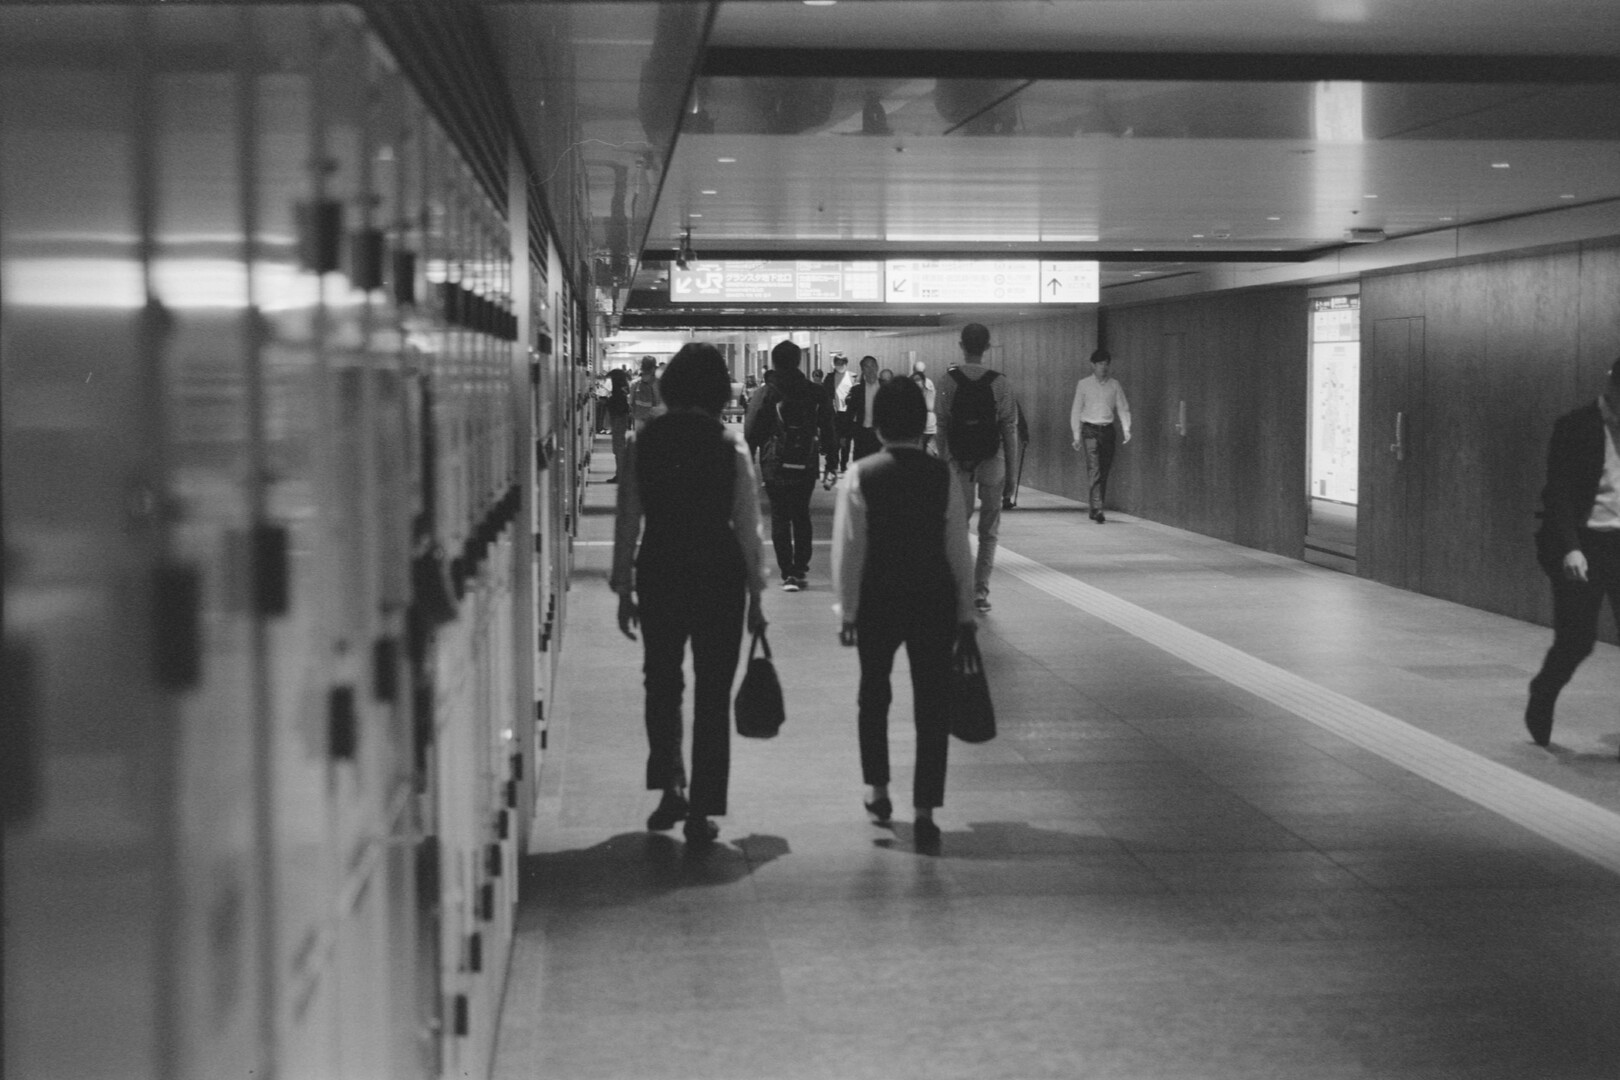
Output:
(1359, 316), (1426, 590)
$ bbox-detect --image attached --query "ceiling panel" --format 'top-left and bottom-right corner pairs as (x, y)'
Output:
(711, 1), (1620, 57)
(559, 0), (1620, 330)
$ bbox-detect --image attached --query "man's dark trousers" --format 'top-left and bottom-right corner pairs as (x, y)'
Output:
(1530, 530), (1620, 705)
(1081, 421), (1117, 514)
(856, 594), (954, 810)
(765, 478), (816, 580)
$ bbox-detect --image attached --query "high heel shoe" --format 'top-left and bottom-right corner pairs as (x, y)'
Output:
(912, 817), (941, 853)
(647, 790), (688, 832)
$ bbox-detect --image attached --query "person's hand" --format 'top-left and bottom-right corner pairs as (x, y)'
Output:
(747, 592), (768, 635)
(839, 621), (857, 647)
(1563, 549), (1589, 583)
(955, 622), (982, 674)
(1071, 439), (1082, 452)
(616, 593), (640, 640)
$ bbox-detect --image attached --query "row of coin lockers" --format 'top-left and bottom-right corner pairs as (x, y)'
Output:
(2, 6), (580, 1079)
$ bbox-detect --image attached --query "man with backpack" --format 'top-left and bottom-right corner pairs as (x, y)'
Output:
(746, 339), (838, 592)
(936, 323), (1019, 613)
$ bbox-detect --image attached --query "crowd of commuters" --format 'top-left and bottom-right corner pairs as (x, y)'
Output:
(607, 332), (1620, 853)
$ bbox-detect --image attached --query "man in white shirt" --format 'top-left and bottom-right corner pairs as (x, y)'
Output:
(911, 359), (938, 453)
(1525, 358), (1620, 749)
(1069, 348), (1133, 523)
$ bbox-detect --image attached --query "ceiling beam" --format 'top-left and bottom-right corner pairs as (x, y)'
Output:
(700, 47), (1620, 84)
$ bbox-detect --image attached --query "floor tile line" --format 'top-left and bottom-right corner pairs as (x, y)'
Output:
(997, 546), (1620, 878)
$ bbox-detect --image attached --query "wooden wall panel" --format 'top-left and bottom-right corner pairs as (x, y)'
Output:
(818, 310), (1100, 501)
(1100, 288), (1309, 559)
(1360, 237), (1620, 639)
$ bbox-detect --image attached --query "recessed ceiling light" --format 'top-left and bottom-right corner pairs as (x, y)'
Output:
(1363, 194), (1378, 199)
(1266, 216), (1281, 221)
(1439, 215), (1454, 221)
(688, 213), (702, 218)
(1560, 193), (1576, 199)
(1491, 162), (1511, 169)
(1192, 234), (1205, 239)
(717, 157), (736, 163)
(803, 1), (837, 6)
(700, 189), (718, 195)
(1132, 247), (1145, 252)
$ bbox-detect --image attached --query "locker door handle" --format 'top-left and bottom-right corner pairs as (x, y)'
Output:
(1390, 411), (1405, 461)
(1175, 400), (1187, 437)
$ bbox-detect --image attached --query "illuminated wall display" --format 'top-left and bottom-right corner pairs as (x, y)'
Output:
(668, 259), (1099, 304)
(1308, 295), (1360, 505)
(669, 260), (882, 302)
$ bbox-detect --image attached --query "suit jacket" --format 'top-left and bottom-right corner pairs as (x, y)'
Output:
(1536, 401), (1609, 572)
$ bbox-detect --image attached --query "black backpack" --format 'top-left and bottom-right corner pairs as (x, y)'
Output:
(761, 388), (820, 482)
(946, 368), (1001, 464)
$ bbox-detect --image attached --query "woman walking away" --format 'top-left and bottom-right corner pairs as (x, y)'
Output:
(611, 344), (767, 847)
(832, 378), (977, 853)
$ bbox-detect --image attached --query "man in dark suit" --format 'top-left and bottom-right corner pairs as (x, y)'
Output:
(844, 355), (884, 462)
(1526, 358), (1620, 749)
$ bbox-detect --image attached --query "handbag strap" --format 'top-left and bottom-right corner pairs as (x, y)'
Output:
(751, 628), (772, 662)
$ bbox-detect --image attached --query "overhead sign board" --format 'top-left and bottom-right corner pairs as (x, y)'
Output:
(667, 259), (1099, 305)
(883, 259), (1099, 304)
(669, 260), (882, 303)
(1038, 260), (1100, 303)
(884, 260), (1041, 304)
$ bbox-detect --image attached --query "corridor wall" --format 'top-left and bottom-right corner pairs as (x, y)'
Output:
(818, 309), (1101, 501)
(1359, 238), (1620, 640)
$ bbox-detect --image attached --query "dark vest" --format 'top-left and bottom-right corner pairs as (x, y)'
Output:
(634, 411), (745, 588)
(857, 447), (955, 613)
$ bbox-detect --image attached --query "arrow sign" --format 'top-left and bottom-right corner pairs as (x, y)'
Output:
(1047, 277), (1062, 295)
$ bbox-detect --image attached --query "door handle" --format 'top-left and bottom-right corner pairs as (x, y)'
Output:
(1176, 400), (1186, 437)
(1390, 410), (1405, 461)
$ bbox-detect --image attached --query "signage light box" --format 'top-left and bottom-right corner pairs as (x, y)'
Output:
(666, 259), (1099, 305)
(669, 260), (882, 303)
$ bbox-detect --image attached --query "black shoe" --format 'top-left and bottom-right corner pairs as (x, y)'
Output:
(605, 475), (619, 484)
(1092, 511), (1106, 523)
(864, 795), (892, 823)
(913, 817), (941, 853)
(1524, 686), (1555, 747)
(647, 790), (688, 831)
(683, 816), (718, 846)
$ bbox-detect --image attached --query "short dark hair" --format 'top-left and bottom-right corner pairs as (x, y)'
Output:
(640, 355), (657, 372)
(960, 323), (990, 356)
(770, 340), (802, 371)
(660, 343), (732, 414)
(873, 377), (927, 441)
(832, 354), (848, 367)
(1090, 348), (1112, 365)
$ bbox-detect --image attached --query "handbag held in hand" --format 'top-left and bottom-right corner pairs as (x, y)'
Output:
(947, 633), (995, 743)
(734, 629), (785, 738)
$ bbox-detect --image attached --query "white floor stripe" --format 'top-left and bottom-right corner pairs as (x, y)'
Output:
(997, 546), (1620, 878)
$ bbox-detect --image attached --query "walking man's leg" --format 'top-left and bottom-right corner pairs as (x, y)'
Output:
(972, 457), (1004, 608)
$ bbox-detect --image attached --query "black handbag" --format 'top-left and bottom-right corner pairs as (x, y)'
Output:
(947, 633), (995, 743)
(734, 629), (785, 738)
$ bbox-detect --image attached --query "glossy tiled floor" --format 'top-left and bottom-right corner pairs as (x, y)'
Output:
(494, 437), (1620, 1080)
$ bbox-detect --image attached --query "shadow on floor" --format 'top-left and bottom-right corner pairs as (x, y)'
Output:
(519, 831), (790, 908)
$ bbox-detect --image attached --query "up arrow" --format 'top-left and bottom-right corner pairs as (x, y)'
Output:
(1047, 277), (1062, 295)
